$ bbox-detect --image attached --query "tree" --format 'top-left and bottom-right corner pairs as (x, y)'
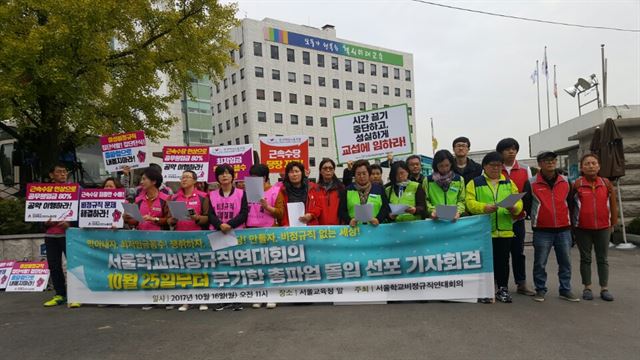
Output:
(0, 0), (238, 179)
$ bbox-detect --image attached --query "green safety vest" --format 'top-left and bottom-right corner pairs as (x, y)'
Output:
(385, 181), (421, 222)
(426, 175), (465, 212)
(347, 189), (383, 220)
(473, 176), (514, 235)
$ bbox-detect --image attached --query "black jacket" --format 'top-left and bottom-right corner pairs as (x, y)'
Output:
(453, 158), (483, 185)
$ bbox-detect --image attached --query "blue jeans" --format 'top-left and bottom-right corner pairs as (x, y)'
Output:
(532, 230), (572, 293)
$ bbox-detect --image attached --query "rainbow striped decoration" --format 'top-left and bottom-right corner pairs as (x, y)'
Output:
(265, 27), (289, 44)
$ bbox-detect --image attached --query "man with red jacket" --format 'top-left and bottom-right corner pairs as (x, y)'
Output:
(523, 151), (579, 302)
(497, 138), (535, 296)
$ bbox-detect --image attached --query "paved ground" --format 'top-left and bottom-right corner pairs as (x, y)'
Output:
(1, 246), (639, 360)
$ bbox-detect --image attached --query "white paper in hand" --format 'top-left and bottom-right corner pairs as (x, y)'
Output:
(245, 177), (265, 203)
(355, 204), (374, 222)
(207, 230), (238, 251)
(168, 201), (190, 221)
(122, 203), (143, 222)
(436, 205), (458, 221)
(390, 204), (409, 216)
(497, 193), (526, 208)
(287, 202), (306, 227)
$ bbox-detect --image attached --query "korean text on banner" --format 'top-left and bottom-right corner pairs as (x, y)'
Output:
(100, 131), (148, 172)
(208, 145), (253, 182)
(79, 189), (126, 228)
(5, 261), (50, 292)
(162, 146), (210, 182)
(24, 183), (80, 222)
(260, 136), (309, 174)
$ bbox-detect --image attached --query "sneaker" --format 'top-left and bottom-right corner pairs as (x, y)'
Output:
(214, 303), (229, 311)
(517, 284), (536, 296)
(252, 303), (262, 309)
(600, 290), (614, 302)
(165, 305), (175, 310)
(178, 304), (189, 312)
(534, 291), (545, 302)
(44, 295), (66, 307)
(495, 287), (513, 303)
(199, 304), (209, 311)
(68, 302), (82, 309)
(266, 303), (277, 309)
(231, 303), (244, 311)
(141, 305), (155, 311)
(478, 297), (494, 304)
(559, 291), (581, 302)
(582, 289), (594, 301)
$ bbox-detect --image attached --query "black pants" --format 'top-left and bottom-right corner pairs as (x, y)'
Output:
(511, 219), (527, 285)
(493, 237), (512, 288)
(45, 236), (66, 297)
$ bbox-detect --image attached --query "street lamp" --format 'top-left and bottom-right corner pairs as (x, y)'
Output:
(564, 74), (601, 116)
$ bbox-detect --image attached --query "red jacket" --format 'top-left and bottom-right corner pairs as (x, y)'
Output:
(526, 173), (571, 230)
(276, 182), (322, 227)
(573, 176), (618, 230)
(316, 182), (345, 225)
(502, 160), (530, 220)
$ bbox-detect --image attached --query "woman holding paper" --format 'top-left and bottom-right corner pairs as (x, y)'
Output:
(168, 170), (210, 232)
(124, 168), (170, 231)
(426, 150), (466, 221)
(466, 152), (523, 303)
(339, 160), (391, 227)
(273, 161), (322, 226)
(384, 161), (426, 222)
(246, 164), (279, 228)
(316, 158), (346, 225)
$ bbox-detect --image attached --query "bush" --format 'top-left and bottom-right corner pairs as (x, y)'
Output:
(0, 198), (39, 235)
(628, 217), (640, 235)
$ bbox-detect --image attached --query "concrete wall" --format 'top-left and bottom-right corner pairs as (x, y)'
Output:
(0, 233), (46, 261)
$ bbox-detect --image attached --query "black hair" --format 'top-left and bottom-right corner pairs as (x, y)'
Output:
(406, 155), (421, 164)
(149, 163), (162, 172)
(249, 164), (270, 182)
(143, 168), (163, 188)
(433, 150), (455, 170)
(101, 177), (123, 189)
(284, 161), (307, 182)
(496, 138), (520, 153)
(49, 162), (67, 174)
(182, 170), (198, 180)
(214, 164), (235, 180)
(452, 136), (471, 148)
(389, 161), (410, 185)
(352, 160), (371, 176)
(481, 151), (504, 167)
(370, 164), (383, 173)
(318, 158), (339, 183)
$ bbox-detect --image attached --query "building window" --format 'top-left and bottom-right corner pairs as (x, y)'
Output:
(259, 133), (267, 138)
(272, 69), (280, 80)
(253, 42), (262, 56)
(287, 48), (295, 62)
(274, 113), (283, 124)
(371, 64), (377, 76)
(270, 45), (279, 59)
(230, 49), (235, 62)
(357, 61), (364, 74)
(358, 83), (365, 92)
(310, 157), (316, 167)
(218, 123), (223, 133)
(217, 103), (221, 113)
(372, 103), (378, 109)
(212, 127), (216, 136)
(289, 93), (297, 104)
(215, 84), (220, 93)
(234, 116), (239, 127)
(256, 89), (265, 100)
(333, 98), (340, 109)
(317, 54), (325, 67)
(382, 66), (388, 78)
(241, 90), (246, 102)
(394, 68), (400, 80)
(318, 76), (325, 87)
(408, 107), (413, 115)
(320, 117), (328, 127)
(306, 116), (313, 126)
(346, 80), (352, 90)
(309, 136), (315, 146)
(239, 43), (244, 58)
(359, 102), (366, 111)
(240, 68), (245, 79)
(409, 124), (413, 133)
(345, 59), (352, 72)
(331, 56), (339, 70)
(395, 87), (401, 97)
(223, 78), (228, 89)
(235, 138), (240, 145)
(224, 99), (229, 109)
(273, 91), (281, 102)
(243, 113), (247, 124)
(232, 95), (237, 105)
(383, 86), (389, 95)
(227, 141), (232, 145)
(244, 135), (249, 144)
(305, 95), (312, 105)
(288, 72), (296, 83)
(371, 84), (378, 94)
(255, 66), (264, 78)
(332, 79), (339, 89)
(406, 89), (412, 98)
(319, 97), (327, 107)
(405, 69), (412, 81)
(321, 138), (329, 147)
(226, 120), (231, 130)
(258, 112), (266, 122)
(290, 114), (299, 125)
(231, 73), (236, 84)
(304, 74), (311, 85)
(347, 100), (354, 110)
(303, 51), (310, 65)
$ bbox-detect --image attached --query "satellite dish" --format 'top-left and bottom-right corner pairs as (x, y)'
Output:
(576, 78), (592, 91)
(564, 86), (578, 97)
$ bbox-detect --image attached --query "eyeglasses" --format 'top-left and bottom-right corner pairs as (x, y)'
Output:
(454, 143), (469, 148)
(321, 166), (334, 171)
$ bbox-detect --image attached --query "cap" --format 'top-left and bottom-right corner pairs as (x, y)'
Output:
(536, 151), (558, 162)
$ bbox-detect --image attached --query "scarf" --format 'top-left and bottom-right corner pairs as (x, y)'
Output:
(354, 182), (372, 205)
(318, 177), (337, 192)
(285, 180), (308, 205)
(433, 171), (454, 192)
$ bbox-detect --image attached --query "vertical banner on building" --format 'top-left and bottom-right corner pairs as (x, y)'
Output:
(208, 145), (253, 182)
(5, 261), (50, 292)
(79, 189), (126, 228)
(24, 183), (80, 222)
(100, 131), (148, 172)
(259, 136), (309, 174)
(333, 104), (413, 164)
(162, 146), (210, 182)
(0, 261), (15, 289)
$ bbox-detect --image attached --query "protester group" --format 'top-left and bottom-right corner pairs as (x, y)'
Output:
(40, 136), (618, 311)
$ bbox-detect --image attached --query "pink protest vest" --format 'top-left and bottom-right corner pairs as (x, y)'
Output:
(246, 185), (279, 228)
(172, 190), (205, 231)
(209, 188), (245, 229)
(135, 192), (169, 231)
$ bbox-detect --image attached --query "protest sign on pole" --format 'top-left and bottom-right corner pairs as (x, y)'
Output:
(259, 136), (309, 174)
(162, 146), (210, 182)
(100, 131), (148, 172)
(333, 104), (413, 164)
(24, 183), (80, 222)
(79, 189), (126, 228)
(208, 145), (253, 182)
(5, 261), (50, 292)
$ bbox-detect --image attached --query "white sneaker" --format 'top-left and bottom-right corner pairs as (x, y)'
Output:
(178, 304), (189, 312)
(266, 303), (277, 309)
(141, 305), (154, 311)
(199, 304), (209, 311)
(252, 303), (262, 309)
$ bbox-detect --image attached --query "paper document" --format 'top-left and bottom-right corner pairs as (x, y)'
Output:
(354, 204), (374, 222)
(497, 193), (526, 208)
(287, 202), (306, 227)
(390, 204), (409, 216)
(436, 205), (458, 221)
(207, 230), (238, 251)
(122, 203), (143, 222)
(245, 177), (265, 203)
(167, 201), (191, 220)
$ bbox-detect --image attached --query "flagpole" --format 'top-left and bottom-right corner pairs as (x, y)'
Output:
(554, 64), (560, 125)
(430, 117), (435, 156)
(536, 60), (541, 132)
(544, 46), (551, 128)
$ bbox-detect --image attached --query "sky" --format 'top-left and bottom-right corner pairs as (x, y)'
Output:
(227, 0), (640, 158)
